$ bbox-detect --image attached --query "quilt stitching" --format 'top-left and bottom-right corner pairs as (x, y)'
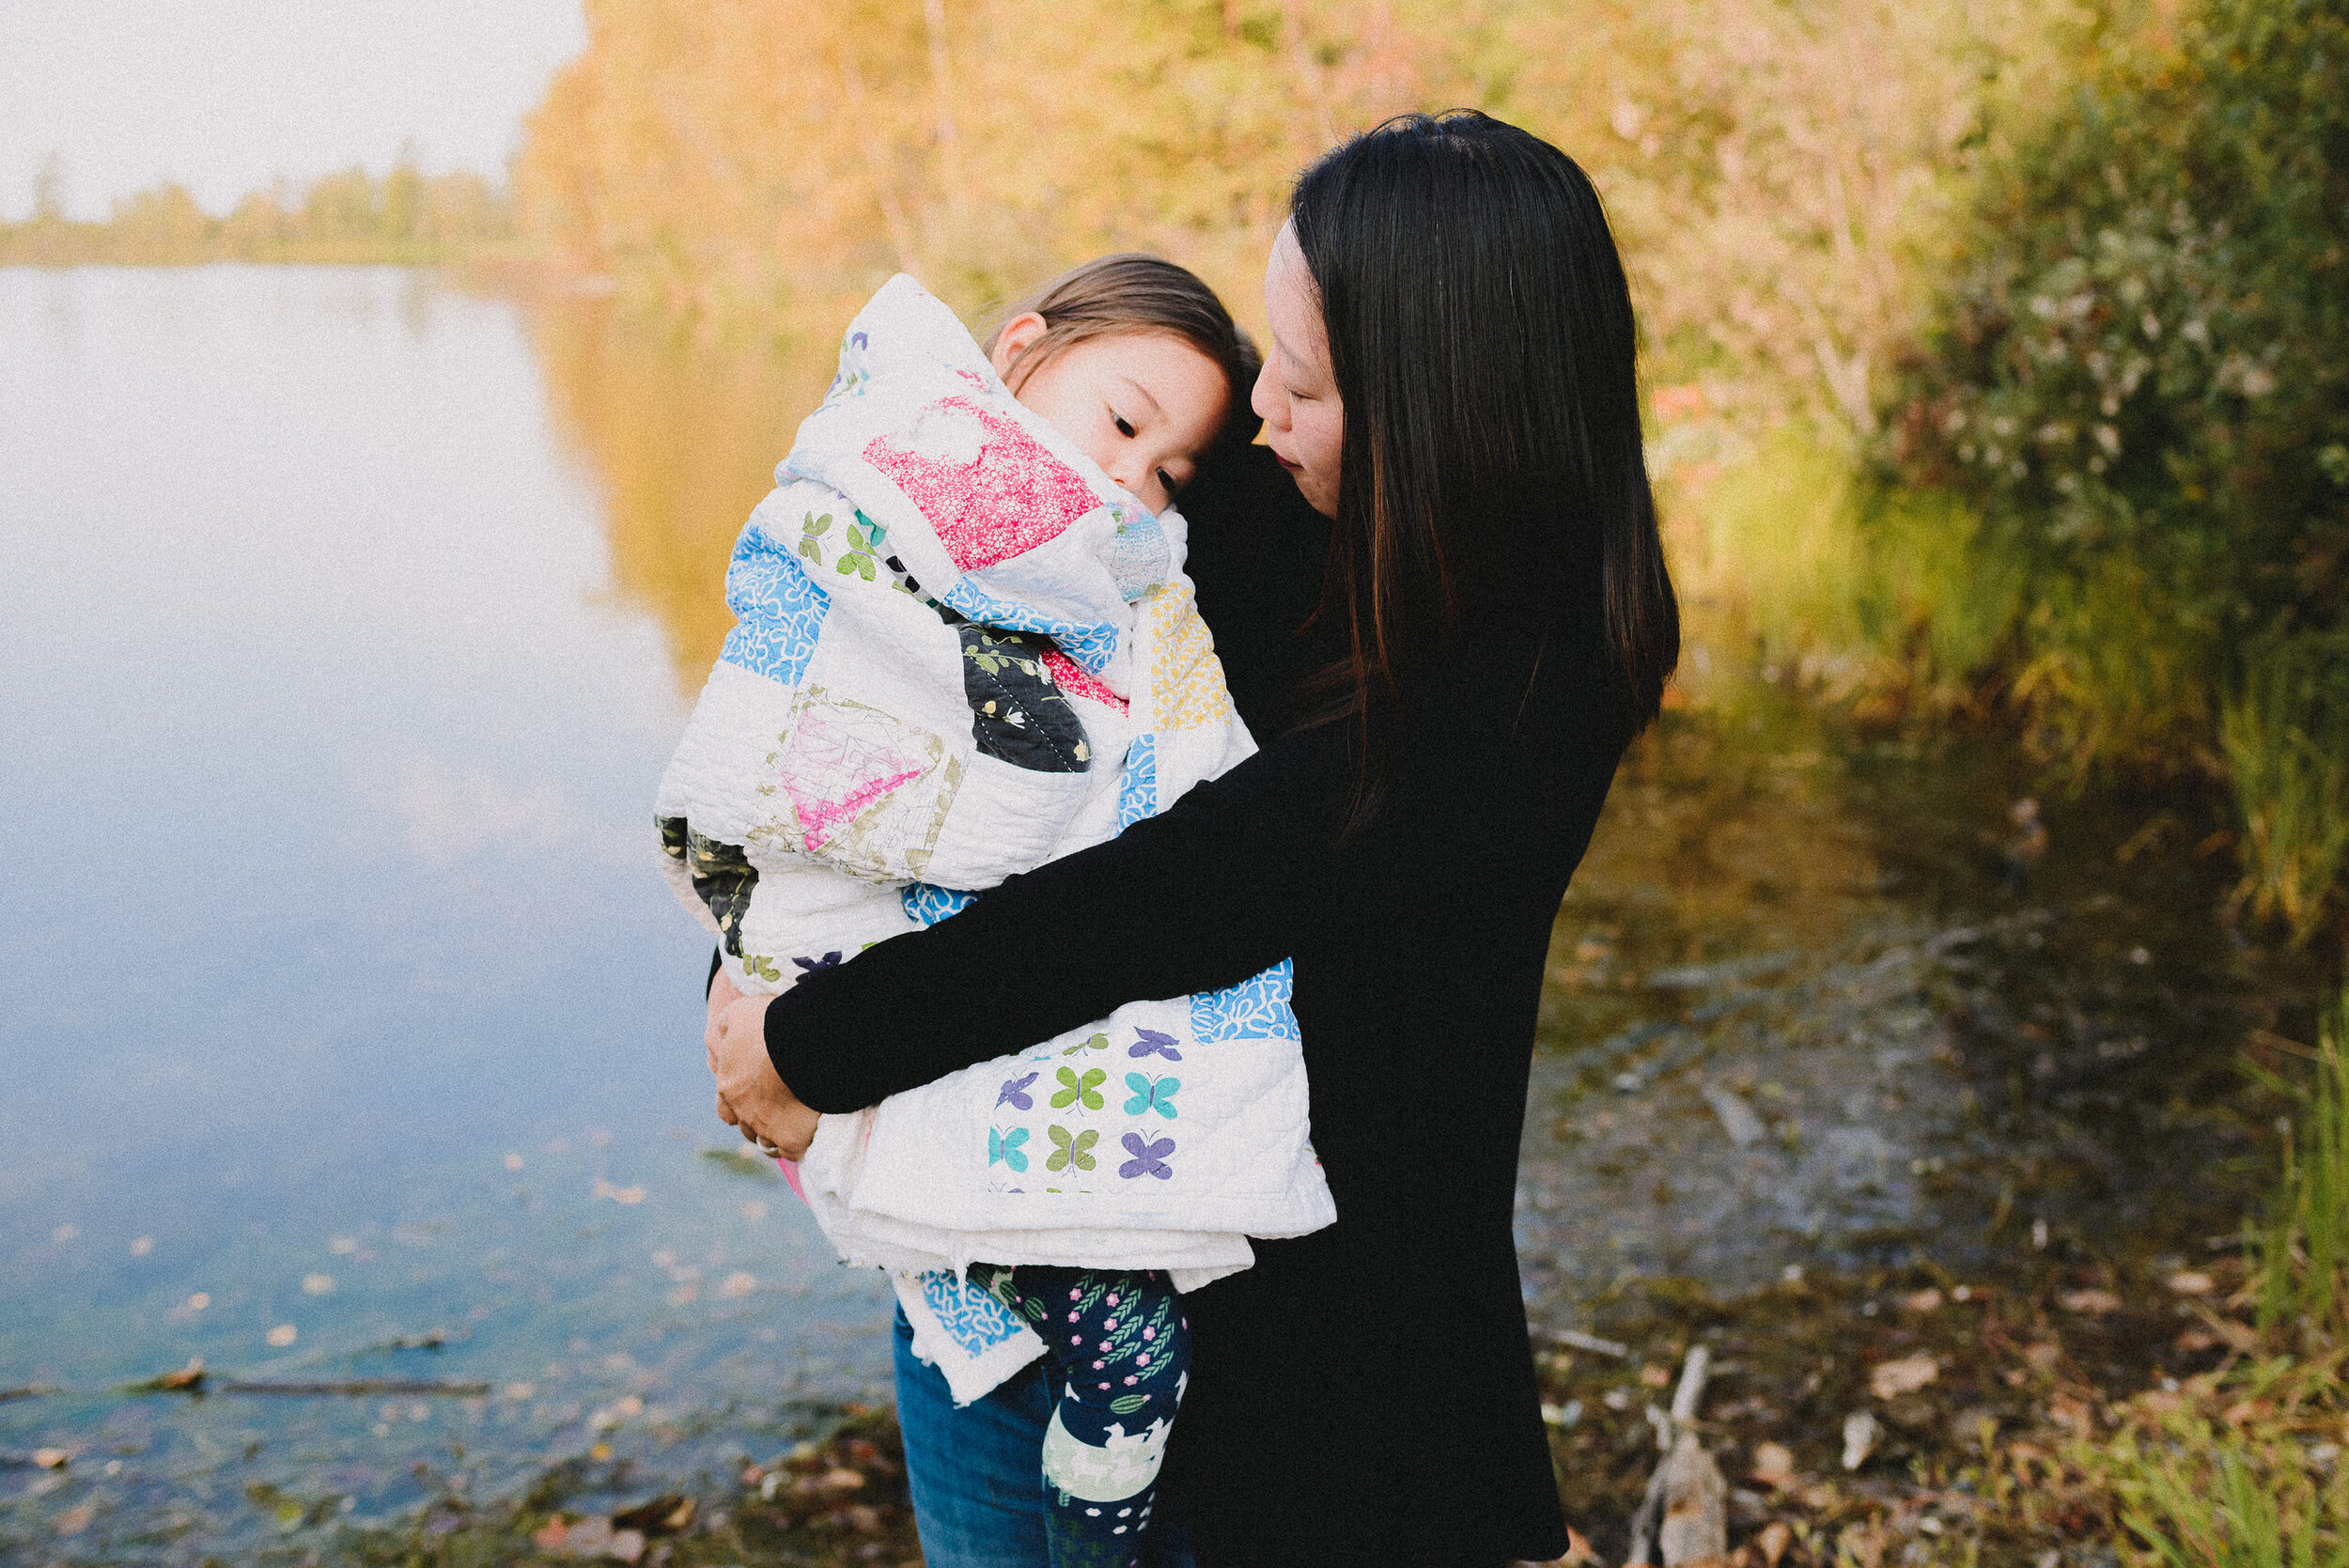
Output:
(750, 689), (960, 880)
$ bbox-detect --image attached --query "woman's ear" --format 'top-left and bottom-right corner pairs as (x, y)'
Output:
(988, 311), (1050, 383)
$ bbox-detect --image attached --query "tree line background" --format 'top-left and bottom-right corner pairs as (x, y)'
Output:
(0, 150), (513, 266)
(8, 0), (2342, 943)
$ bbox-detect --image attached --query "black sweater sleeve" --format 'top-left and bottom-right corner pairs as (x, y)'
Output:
(765, 718), (1352, 1113)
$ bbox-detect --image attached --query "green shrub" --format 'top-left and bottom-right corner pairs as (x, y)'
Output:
(1677, 427), (2024, 712)
(2087, 990), (2349, 1566)
(1895, 0), (2347, 652)
(2222, 640), (2349, 943)
(1888, 0), (2347, 914)
(2114, 1435), (2338, 1568)
(2251, 986), (2349, 1327)
(1855, 483), (2028, 704)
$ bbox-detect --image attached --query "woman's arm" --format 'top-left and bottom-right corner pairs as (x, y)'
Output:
(765, 717), (1353, 1112)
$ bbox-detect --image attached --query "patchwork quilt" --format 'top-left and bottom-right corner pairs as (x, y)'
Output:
(653, 276), (1335, 1404)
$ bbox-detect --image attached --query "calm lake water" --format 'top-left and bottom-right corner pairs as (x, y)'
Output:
(1, 266), (2322, 1563)
(1, 267), (882, 1559)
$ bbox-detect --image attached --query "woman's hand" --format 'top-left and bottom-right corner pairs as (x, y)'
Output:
(711, 994), (821, 1160)
(706, 965), (745, 1076)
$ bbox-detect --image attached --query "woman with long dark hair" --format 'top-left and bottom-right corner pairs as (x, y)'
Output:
(712, 111), (1679, 1566)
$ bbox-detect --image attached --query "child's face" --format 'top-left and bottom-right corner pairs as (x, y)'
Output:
(990, 318), (1228, 513)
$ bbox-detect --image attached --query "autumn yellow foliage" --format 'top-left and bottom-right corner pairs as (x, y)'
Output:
(513, 0), (2061, 442)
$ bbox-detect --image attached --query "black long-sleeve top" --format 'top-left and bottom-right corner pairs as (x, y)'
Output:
(763, 445), (1630, 1566)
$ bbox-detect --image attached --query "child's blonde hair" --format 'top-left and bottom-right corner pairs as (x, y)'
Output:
(984, 254), (1264, 456)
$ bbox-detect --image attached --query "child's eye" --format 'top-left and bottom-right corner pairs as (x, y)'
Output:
(1156, 468), (1177, 497)
(1114, 414), (1136, 438)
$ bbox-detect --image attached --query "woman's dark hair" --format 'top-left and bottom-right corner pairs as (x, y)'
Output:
(1288, 111), (1679, 813)
(982, 253), (1264, 456)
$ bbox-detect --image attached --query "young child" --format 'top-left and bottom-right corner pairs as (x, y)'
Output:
(656, 256), (1335, 1566)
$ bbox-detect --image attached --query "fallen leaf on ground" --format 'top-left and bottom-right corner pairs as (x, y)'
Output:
(2166, 1271), (2214, 1296)
(1641, 1362), (1673, 1388)
(2059, 1288), (2123, 1315)
(1899, 1288), (1944, 1312)
(2047, 1394), (2095, 1437)
(1842, 1410), (1880, 1470)
(1839, 1521), (1890, 1568)
(1757, 1521), (1794, 1567)
(33, 1448), (69, 1468)
(1750, 1440), (1797, 1489)
(1869, 1354), (1938, 1399)
(2174, 1327), (2222, 1353)
(54, 1503), (95, 1536)
(2022, 1342), (2063, 1371)
(2133, 1389), (2184, 1416)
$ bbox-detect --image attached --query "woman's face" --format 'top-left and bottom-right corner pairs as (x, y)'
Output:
(1252, 223), (1344, 519)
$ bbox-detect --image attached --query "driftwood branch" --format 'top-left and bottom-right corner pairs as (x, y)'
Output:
(1625, 1345), (1726, 1567)
(217, 1378), (490, 1397)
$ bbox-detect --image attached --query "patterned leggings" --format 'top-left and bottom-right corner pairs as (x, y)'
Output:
(974, 1265), (1190, 1568)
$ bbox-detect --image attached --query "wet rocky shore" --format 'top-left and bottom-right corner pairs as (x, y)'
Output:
(7, 698), (2330, 1567)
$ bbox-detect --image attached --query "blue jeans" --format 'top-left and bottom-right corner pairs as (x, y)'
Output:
(894, 1308), (1196, 1568)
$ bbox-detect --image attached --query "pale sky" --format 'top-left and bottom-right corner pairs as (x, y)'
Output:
(0, 0), (588, 220)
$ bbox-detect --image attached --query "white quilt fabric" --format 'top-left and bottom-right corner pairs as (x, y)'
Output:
(653, 275), (1335, 1404)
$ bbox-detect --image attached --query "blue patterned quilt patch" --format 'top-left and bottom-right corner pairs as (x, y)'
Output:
(1190, 958), (1299, 1043)
(719, 522), (830, 687)
(902, 881), (978, 926)
(938, 579), (1119, 675)
(1117, 733), (1159, 830)
(921, 1268), (1029, 1357)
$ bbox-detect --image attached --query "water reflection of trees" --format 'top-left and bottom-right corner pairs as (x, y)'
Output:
(523, 295), (833, 687)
